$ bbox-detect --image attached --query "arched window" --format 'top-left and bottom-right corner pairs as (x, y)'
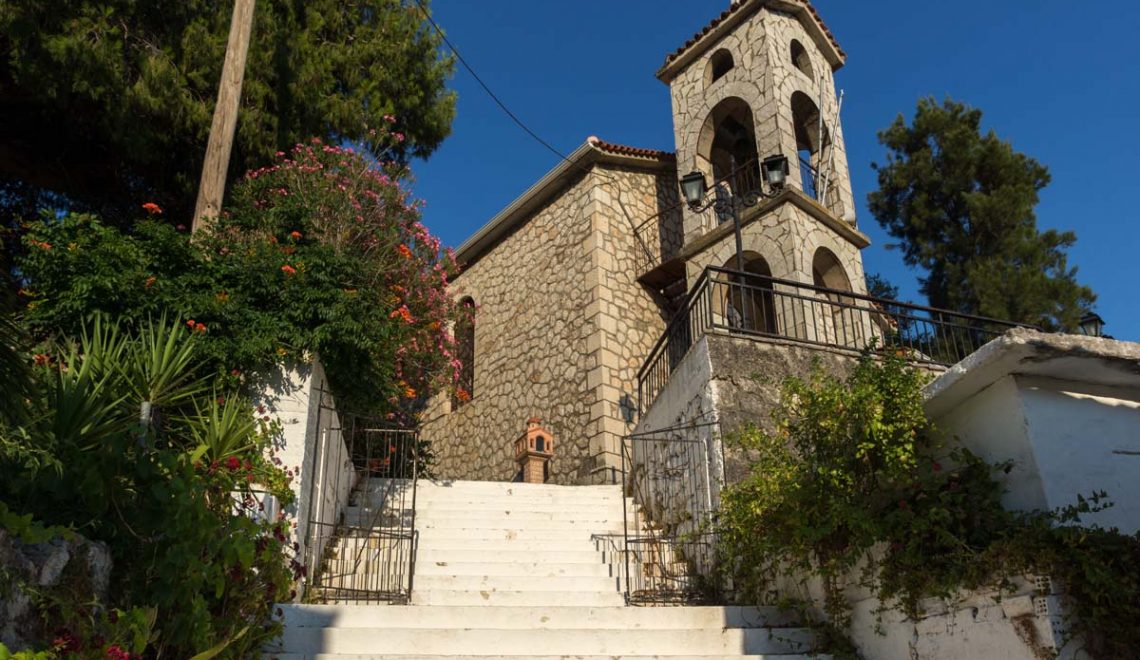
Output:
(790, 40), (814, 79)
(696, 98), (761, 222)
(811, 248), (863, 348)
(453, 297), (475, 408)
(720, 252), (778, 335)
(791, 91), (829, 201)
(707, 49), (735, 85)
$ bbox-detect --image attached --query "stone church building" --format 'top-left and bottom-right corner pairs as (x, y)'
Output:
(421, 0), (884, 484)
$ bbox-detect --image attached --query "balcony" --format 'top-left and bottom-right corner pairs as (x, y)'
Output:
(637, 266), (1033, 413)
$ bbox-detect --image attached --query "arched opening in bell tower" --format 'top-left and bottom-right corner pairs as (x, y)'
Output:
(791, 91), (829, 201)
(811, 247), (863, 348)
(790, 40), (815, 79)
(719, 252), (778, 335)
(706, 49), (736, 85)
(696, 97), (762, 200)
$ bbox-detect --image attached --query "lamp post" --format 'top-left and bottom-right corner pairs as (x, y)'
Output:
(679, 154), (790, 328)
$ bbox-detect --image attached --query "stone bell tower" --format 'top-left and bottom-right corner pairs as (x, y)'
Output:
(655, 0), (868, 296)
(659, 0), (858, 239)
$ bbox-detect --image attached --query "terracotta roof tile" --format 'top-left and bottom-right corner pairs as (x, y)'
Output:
(587, 137), (676, 162)
(662, 0), (845, 70)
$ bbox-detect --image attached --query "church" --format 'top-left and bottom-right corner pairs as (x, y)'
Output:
(420, 0), (1003, 484)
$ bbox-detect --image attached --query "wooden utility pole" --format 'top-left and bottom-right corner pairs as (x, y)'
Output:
(192, 0), (256, 233)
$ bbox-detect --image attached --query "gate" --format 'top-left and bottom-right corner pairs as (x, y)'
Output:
(618, 422), (722, 604)
(301, 385), (422, 603)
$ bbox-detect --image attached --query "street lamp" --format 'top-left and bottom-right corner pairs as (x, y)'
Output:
(1078, 312), (1105, 338)
(679, 154), (790, 329)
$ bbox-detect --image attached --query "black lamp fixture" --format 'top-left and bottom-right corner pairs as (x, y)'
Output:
(1078, 312), (1106, 338)
(679, 170), (708, 207)
(761, 154), (790, 189)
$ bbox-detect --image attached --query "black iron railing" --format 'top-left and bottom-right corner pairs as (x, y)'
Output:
(638, 266), (1031, 413)
(617, 425), (721, 604)
(302, 391), (422, 603)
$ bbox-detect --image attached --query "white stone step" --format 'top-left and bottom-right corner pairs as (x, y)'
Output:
(414, 509), (626, 521)
(415, 549), (605, 564)
(415, 561), (611, 578)
(269, 655), (826, 660)
(410, 589), (626, 607)
(277, 604), (800, 630)
(413, 574), (617, 592)
(411, 538), (600, 552)
(417, 481), (621, 493)
(416, 528), (604, 541)
(416, 519), (624, 532)
(275, 626), (816, 656)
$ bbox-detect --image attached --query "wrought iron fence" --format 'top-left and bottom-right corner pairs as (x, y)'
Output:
(638, 265), (1031, 413)
(302, 390), (422, 603)
(618, 425), (721, 605)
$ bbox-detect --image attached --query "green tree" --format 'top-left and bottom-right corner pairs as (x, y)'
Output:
(868, 98), (1094, 331)
(0, 0), (455, 224)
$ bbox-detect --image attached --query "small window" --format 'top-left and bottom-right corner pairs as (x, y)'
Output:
(453, 297), (475, 408)
(790, 40), (814, 79)
(707, 49), (735, 85)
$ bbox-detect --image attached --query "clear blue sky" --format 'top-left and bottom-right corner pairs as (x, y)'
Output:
(412, 0), (1140, 339)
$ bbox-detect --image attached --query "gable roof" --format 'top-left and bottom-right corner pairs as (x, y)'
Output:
(454, 138), (676, 267)
(657, 0), (845, 83)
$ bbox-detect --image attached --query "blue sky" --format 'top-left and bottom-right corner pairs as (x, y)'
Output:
(412, 0), (1140, 339)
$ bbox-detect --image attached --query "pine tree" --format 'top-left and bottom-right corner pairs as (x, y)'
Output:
(0, 0), (456, 223)
(868, 98), (1094, 331)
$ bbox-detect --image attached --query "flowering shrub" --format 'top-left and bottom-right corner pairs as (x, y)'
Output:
(17, 127), (460, 417)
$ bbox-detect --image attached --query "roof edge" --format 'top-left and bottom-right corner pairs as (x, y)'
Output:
(656, 0), (845, 84)
(454, 139), (677, 268)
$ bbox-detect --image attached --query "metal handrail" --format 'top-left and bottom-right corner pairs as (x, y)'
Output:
(638, 265), (1035, 413)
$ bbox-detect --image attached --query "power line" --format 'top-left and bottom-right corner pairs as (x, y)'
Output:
(410, 0), (611, 179)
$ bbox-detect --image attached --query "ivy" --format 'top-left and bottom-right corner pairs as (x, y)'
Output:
(716, 354), (1140, 658)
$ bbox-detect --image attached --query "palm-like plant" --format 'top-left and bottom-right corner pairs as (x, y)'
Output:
(186, 394), (259, 464)
(0, 304), (33, 426)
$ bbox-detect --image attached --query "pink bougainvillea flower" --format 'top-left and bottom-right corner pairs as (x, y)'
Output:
(141, 202), (163, 215)
(281, 264), (297, 276)
(176, 224), (187, 231)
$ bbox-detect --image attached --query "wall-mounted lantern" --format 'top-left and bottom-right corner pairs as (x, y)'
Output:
(1078, 312), (1106, 338)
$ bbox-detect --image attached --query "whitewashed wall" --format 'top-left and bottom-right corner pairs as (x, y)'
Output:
(253, 359), (357, 578)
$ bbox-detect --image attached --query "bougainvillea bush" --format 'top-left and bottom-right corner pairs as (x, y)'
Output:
(18, 127), (460, 417)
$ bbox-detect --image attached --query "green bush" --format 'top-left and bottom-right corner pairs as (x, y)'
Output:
(17, 134), (460, 417)
(0, 316), (295, 658)
(717, 355), (1140, 657)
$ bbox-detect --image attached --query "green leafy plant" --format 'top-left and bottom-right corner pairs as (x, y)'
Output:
(716, 355), (1140, 657)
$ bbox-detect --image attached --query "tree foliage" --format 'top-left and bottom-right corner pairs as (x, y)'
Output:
(0, 0), (455, 223)
(17, 134), (459, 417)
(868, 98), (1094, 330)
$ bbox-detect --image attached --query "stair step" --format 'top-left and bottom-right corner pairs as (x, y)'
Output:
(410, 538), (601, 552)
(275, 627), (817, 656)
(415, 549), (605, 564)
(277, 604), (801, 630)
(416, 528), (607, 541)
(413, 574), (618, 592)
(269, 655), (828, 660)
(410, 590), (626, 607)
(416, 561), (612, 577)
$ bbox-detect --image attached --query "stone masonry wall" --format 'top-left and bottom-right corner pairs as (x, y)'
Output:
(420, 172), (598, 484)
(582, 165), (674, 482)
(421, 161), (675, 484)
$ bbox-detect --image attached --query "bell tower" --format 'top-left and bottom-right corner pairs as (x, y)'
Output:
(657, 0), (867, 294)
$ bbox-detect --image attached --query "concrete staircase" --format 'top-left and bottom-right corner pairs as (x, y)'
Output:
(270, 480), (824, 659)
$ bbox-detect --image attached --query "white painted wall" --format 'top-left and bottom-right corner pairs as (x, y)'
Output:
(252, 359), (357, 576)
(1017, 377), (1140, 532)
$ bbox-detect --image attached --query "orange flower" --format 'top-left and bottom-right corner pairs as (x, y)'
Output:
(144, 276), (156, 289)
(280, 246), (296, 255)
(216, 291), (229, 302)
(141, 202), (163, 215)
(388, 305), (414, 324)
(404, 386), (416, 399)
(397, 244), (413, 259)
(32, 353), (50, 367)
(186, 319), (196, 329)
(455, 388), (471, 404)
(290, 230), (302, 239)
(281, 264), (297, 276)
(30, 240), (52, 250)
(194, 322), (207, 334)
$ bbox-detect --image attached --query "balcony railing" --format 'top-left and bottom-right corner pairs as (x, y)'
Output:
(637, 266), (1033, 413)
(800, 157), (819, 201)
